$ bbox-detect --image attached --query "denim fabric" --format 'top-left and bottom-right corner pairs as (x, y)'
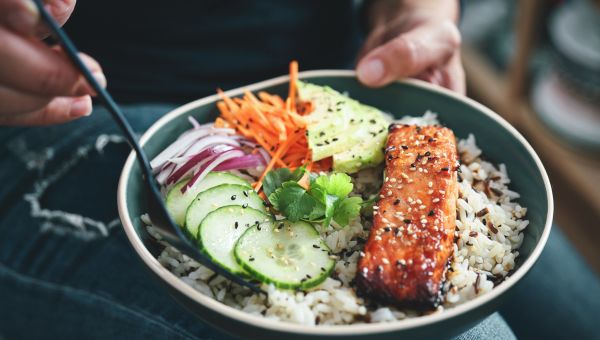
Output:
(0, 104), (596, 339)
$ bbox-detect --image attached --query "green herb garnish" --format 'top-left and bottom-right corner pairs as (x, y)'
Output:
(266, 169), (362, 228)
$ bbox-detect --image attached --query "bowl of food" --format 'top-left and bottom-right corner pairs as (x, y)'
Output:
(117, 67), (552, 339)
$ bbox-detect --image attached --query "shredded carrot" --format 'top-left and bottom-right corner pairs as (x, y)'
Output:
(215, 61), (332, 193)
(288, 60), (299, 111)
(214, 117), (231, 128)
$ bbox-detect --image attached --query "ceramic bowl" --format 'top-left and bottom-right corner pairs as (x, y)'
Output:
(117, 70), (553, 339)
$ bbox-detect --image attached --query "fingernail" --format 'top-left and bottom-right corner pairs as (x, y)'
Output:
(70, 96), (92, 117)
(6, 0), (39, 35)
(46, 0), (71, 18)
(93, 71), (107, 89)
(357, 59), (385, 84)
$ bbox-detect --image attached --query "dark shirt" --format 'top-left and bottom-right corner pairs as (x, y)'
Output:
(64, 0), (361, 104)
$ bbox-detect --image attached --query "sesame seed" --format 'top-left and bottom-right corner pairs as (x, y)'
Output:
(432, 198), (440, 203)
(428, 182), (433, 188)
(382, 258), (390, 264)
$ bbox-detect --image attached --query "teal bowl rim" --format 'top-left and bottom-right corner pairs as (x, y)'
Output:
(117, 70), (553, 336)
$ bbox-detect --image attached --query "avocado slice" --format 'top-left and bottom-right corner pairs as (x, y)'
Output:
(298, 81), (390, 173)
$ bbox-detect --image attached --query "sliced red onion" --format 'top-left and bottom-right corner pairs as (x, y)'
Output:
(176, 136), (240, 160)
(237, 138), (257, 147)
(153, 157), (174, 175)
(153, 116), (272, 190)
(213, 153), (265, 171)
(150, 127), (235, 169)
(168, 155), (216, 186)
(183, 150), (246, 193)
(167, 145), (239, 185)
(256, 148), (271, 164)
(156, 162), (176, 185)
(151, 129), (213, 169)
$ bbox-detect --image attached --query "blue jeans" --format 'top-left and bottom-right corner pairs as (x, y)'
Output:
(0, 105), (598, 339)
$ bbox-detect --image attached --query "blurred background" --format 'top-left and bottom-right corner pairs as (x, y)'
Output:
(460, 0), (600, 275)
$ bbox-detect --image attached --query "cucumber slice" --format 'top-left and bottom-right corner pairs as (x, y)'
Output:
(198, 206), (272, 275)
(234, 220), (335, 289)
(166, 172), (251, 226)
(185, 184), (266, 238)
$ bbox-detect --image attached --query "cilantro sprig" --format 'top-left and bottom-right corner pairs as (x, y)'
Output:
(264, 167), (362, 228)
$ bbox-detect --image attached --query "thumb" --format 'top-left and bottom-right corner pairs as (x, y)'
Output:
(356, 20), (461, 87)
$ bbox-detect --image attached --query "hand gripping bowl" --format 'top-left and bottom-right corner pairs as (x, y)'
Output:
(117, 70), (553, 339)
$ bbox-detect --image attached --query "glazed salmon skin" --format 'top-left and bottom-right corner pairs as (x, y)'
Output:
(357, 124), (459, 309)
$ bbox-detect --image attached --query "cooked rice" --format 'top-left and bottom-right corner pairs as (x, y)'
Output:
(142, 113), (528, 326)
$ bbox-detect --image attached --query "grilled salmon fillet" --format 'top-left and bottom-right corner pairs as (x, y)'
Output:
(356, 124), (459, 309)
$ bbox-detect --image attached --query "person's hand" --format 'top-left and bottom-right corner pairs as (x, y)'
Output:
(356, 0), (465, 94)
(0, 0), (106, 126)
